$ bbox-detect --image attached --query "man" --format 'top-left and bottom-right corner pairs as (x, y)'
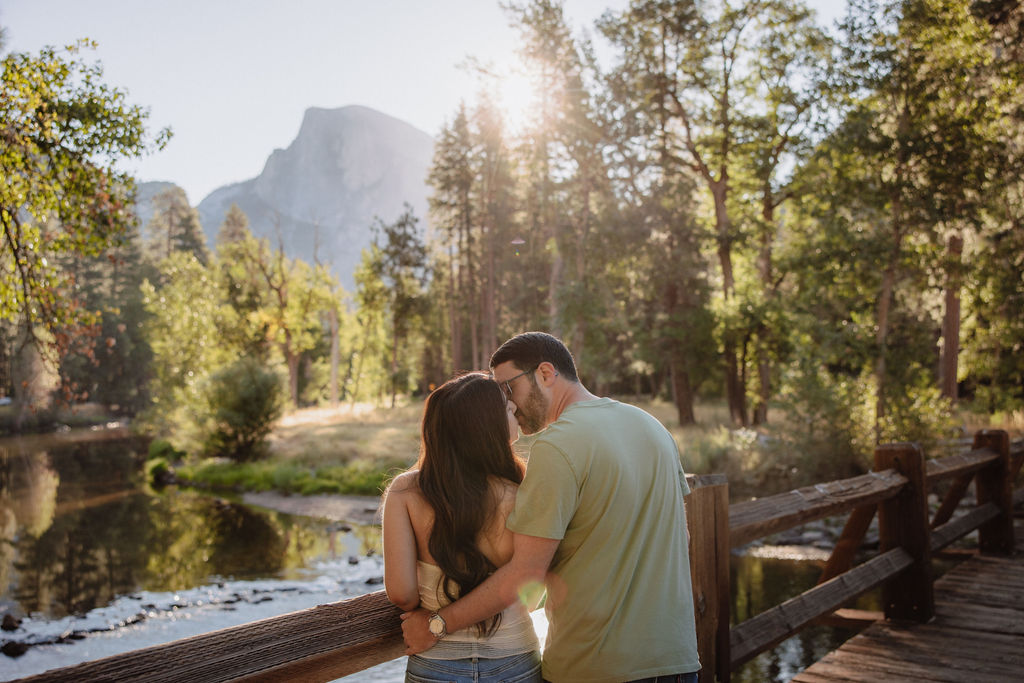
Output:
(402, 332), (700, 683)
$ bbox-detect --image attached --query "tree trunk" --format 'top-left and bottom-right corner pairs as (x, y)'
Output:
(754, 187), (775, 425)
(349, 324), (366, 407)
(670, 352), (696, 426)
(329, 308), (339, 407)
(287, 351), (301, 410)
(663, 266), (697, 426)
(483, 223), (497, 365)
(448, 244), (462, 371)
(940, 233), (963, 402)
(570, 184), (591, 357)
(548, 246), (564, 338)
(390, 326), (399, 409)
(874, 249), (899, 441)
(711, 180), (746, 426)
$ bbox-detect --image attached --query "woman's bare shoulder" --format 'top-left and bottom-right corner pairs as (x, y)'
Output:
(489, 477), (519, 515)
(386, 470), (420, 497)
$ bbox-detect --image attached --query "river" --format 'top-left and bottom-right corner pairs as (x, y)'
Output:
(1, 429), (866, 681)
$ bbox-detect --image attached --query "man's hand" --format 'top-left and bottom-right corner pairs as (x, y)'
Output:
(400, 607), (436, 655)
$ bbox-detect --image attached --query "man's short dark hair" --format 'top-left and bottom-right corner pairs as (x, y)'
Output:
(490, 332), (579, 382)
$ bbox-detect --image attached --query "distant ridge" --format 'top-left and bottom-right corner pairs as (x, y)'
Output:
(188, 105), (435, 289)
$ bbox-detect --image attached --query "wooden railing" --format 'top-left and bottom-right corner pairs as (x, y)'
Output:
(724, 429), (1022, 681)
(15, 431), (1023, 683)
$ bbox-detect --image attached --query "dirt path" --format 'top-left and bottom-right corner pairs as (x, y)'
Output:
(241, 491), (381, 525)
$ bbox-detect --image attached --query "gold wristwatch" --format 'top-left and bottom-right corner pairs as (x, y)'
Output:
(427, 611), (447, 638)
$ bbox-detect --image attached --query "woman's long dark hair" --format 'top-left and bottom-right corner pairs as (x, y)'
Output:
(415, 372), (525, 636)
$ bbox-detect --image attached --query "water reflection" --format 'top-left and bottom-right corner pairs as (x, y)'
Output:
(1, 433), (381, 623)
(731, 550), (878, 682)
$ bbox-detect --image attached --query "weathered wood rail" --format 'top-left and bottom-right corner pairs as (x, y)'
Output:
(13, 431), (1023, 683)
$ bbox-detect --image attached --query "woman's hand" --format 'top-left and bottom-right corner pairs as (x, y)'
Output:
(400, 608), (436, 654)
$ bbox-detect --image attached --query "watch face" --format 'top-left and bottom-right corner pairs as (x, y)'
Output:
(428, 615), (445, 636)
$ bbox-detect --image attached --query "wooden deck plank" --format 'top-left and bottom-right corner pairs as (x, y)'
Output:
(793, 654), (958, 682)
(849, 625), (1024, 670)
(795, 518), (1024, 682)
(816, 646), (1024, 683)
(933, 601), (1024, 635)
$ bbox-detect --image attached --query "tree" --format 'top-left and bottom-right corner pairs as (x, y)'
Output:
(598, 19), (714, 422)
(428, 105), (476, 370)
(350, 244), (391, 403)
(0, 41), (168, 410)
(215, 204), (250, 247)
(140, 252), (224, 444)
(219, 228), (338, 409)
(427, 94), (519, 372)
(57, 219), (153, 414)
(735, 2), (830, 423)
(822, 0), (1012, 433)
(143, 186), (208, 264)
(372, 206), (427, 407)
(600, 0), (822, 425)
(506, 0), (612, 345)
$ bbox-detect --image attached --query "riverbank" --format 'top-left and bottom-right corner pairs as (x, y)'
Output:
(241, 490), (381, 525)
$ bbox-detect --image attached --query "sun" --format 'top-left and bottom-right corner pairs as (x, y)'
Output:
(487, 63), (542, 136)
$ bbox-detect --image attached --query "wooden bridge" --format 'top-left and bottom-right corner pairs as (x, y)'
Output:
(11, 430), (1023, 682)
(793, 527), (1024, 682)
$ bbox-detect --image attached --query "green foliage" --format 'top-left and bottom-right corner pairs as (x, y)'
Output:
(144, 456), (171, 486)
(201, 357), (283, 463)
(57, 219), (154, 414)
(143, 187), (208, 264)
(139, 252), (224, 447)
(371, 207), (428, 406)
(213, 223), (340, 408)
(176, 458), (389, 496)
(348, 245), (392, 403)
(148, 438), (185, 462)
(0, 40), (168, 383)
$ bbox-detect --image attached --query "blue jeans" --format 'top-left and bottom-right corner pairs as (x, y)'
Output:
(406, 650), (542, 683)
(626, 673), (700, 683)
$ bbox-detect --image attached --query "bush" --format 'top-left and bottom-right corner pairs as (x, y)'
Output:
(202, 358), (282, 462)
(148, 438), (186, 461)
(771, 360), (959, 489)
(144, 456), (174, 486)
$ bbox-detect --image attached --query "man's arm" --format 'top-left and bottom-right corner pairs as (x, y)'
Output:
(401, 532), (559, 654)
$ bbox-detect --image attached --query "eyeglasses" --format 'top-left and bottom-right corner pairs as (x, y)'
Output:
(497, 365), (538, 401)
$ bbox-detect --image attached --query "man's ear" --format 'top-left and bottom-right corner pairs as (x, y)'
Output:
(537, 361), (559, 385)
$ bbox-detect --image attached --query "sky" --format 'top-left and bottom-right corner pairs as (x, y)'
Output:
(2, 0), (844, 205)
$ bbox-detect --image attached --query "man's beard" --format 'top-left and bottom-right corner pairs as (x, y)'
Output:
(518, 380), (549, 434)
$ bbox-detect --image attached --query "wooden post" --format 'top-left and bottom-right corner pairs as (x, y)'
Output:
(685, 475), (730, 683)
(974, 429), (1014, 554)
(874, 443), (934, 622)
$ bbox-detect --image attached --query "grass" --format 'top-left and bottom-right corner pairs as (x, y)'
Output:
(174, 458), (392, 496)
(167, 396), (1023, 501)
(174, 400), (421, 497)
(267, 401), (422, 467)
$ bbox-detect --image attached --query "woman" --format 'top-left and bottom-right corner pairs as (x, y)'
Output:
(382, 372), (541, 683)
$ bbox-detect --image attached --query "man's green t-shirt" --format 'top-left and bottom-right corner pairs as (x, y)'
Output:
(507, 398), (700, 682)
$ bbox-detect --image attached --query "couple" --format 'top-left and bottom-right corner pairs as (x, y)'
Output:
(382, 332), (700, 683)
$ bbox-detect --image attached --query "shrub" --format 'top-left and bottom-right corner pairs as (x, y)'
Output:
(148, 438), (186, 461)
(202, 358), (282, 462)
(144, 457), (173, 486)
